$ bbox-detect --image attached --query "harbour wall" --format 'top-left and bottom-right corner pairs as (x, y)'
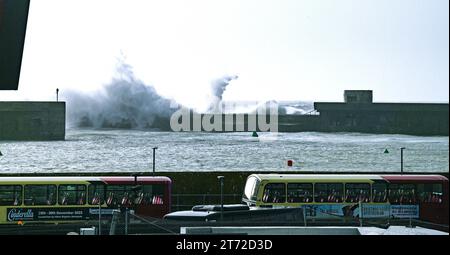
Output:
(184, 90), (449, 135)
(175, 106), (448, 135)
(0, 90), (448, 140)
(313, 102), (449, 136)
(0, 101), (65, 140)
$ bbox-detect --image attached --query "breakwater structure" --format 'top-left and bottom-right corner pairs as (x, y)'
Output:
(0, 101), (65, 140)
(1, 90), (448, 140)
(310, 90), (449, 136)
(184, 90), (448, 136)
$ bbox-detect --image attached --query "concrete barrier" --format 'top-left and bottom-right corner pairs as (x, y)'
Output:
(0, 102), (65, 140)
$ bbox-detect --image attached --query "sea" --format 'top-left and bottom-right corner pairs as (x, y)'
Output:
(0, 129), (448, 174)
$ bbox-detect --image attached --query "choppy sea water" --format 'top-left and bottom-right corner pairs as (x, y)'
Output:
(0, 129), (448, 173)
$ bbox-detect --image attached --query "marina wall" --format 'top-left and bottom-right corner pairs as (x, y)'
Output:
(313, 102), (449, 136)
(182, 105), (448, 135)
(0, 101), (65, 140)
(176, 112), (320, 132)
(0, 90), (448, 140)
(174, 90), (449, 135)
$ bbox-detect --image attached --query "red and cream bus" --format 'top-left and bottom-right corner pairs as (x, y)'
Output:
(0, 176), (171, 224)
(242, 174), (449, 226)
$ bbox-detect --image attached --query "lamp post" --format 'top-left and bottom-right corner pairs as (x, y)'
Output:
(152, 147), (158, 175)
(217, 176), (224, 221)
(56, 88), (59, 102)
(98, 199), (101, 235)
(400, 147), (405, 174)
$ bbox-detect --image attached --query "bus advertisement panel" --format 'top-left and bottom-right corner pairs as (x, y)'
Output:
(6, 207), (116, 222)
(391, 205), (419, 218)
(302, 204), (418, 219)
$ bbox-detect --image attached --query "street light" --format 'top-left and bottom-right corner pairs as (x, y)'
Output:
(152, 147), (158, 175)
(217, 176), (225, 221)
(56, 88), (59, 102)
(400, 147), (406, 174)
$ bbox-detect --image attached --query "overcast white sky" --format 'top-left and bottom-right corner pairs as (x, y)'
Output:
(1, 0), (448, 108)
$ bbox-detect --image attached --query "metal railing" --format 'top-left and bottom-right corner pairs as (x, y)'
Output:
(108, 209), (178, 235)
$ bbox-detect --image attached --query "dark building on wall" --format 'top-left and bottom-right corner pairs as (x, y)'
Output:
(343, 90), (373, 103)
(0, 102), (65, 140)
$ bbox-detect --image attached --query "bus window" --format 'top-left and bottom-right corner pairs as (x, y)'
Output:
(0, 185), (22, 206)
(137, 185), (165, 205)
(59, 185), (86, 205)
(388, 184), (416, 205)
(287, 183), (313, 203)
(262, 183), (286, 203)
(24, 185), (57, 205)
(88, 184), (105, 205)
(372, 183), (387, 203)
(104, 184), (165, 206)
(345, 183), (370, 203)
(417, 184), (443, 204)
(314, 183), (343, 203)
(106, 185), (133, 207)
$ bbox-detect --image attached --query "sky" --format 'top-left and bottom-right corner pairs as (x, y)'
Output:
(1, 0), (448, 109)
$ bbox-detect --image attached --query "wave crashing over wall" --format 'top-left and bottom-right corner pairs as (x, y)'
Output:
(64, 60), (312, 130)
(65, 62), (177, 130)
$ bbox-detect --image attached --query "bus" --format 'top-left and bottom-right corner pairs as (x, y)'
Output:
(0, 176), (171, 224)
(242, 174), (448, 226)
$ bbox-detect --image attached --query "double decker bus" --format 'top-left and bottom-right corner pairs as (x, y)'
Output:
(242, 174), (448, 226)
(0, 176), (171, 224)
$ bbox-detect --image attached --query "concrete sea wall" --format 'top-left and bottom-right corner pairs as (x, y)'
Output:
(0, 97), (448, 141)
(0, 101), (65, 140)
(314, 103), (449, 136)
